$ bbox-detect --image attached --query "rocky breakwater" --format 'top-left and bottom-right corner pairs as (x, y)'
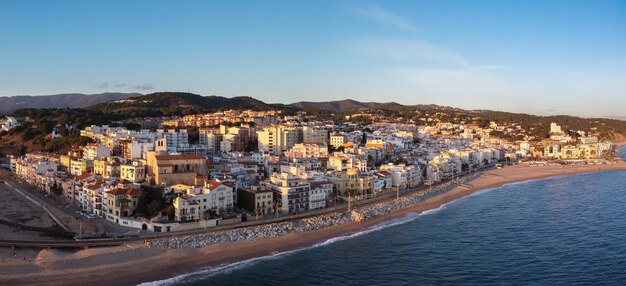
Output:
(148, 173), (481, 250)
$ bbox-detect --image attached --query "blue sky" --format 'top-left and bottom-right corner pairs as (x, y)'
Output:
(1, 0), (625, 117)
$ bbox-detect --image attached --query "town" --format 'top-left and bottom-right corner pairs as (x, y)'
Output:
(3, 108), (616, 236)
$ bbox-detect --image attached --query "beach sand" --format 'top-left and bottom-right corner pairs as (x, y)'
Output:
(2, 161), (626, 286)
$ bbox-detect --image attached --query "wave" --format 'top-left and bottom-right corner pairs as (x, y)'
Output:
(139, 189), (494, 286)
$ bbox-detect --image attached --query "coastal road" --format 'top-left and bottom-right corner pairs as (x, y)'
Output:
(0, 166), (493, 249)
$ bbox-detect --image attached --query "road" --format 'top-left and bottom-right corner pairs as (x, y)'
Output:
(0, 169), (140, 238)
(0, 166), (493, 249)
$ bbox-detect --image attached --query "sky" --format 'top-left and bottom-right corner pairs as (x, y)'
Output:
(1, 0), (625, 117)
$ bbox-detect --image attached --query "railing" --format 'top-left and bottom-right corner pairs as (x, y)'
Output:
(0, 163), (496, 249)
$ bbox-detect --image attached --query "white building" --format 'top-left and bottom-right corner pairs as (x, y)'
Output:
(285, 142), (329, 158)
(550, 122), (562, 134)
(309, 181), (331, 210)
(1, 116), (18, 132)
(330, 133), (347, 148)
(257, 125), (301, 155)
(173, 180), (235, 221)
(266, 166), (311, 214)
(83, 144), (111, 160)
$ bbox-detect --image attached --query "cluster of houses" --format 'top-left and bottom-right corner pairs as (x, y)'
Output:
(9, 109), (615, 232)
(162, 109), (282, 127)
(1, 116), (18, 132)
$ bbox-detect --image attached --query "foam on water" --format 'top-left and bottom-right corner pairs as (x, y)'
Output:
(141, 174), (589, 286)
(138, 193), (485, 286)
(147, 166), (626, 285)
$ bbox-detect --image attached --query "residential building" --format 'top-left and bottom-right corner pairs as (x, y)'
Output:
(237, 185), (274, 215)
(145, 152), (207, 186)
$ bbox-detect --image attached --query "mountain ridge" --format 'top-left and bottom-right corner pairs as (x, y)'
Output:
(3, 91), (626, 156)
(291, 99), (464, 113)
(0, 92), (141, 115)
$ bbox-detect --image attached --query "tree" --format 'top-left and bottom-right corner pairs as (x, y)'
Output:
(59, 124), (69, 137)
(136, 186), (165, 218)
(147, 201), (164, 218)
(185, 126), (200, 144)
(50, 182), (63, 196)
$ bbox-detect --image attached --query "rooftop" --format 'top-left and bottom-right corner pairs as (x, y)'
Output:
(155, 154), (205, 161)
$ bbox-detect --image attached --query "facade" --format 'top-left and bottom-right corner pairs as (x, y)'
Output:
(146, 152), (207, 186)
(93, 158), (120, 179)
(285, 142), (329, 158)
(266, 168), (310, 214)
(330, 133), (347, 148)
(104, 187), (141, 219)
(309, 181), (332, 210)
(173, 195), (199, 221)
(302, 126), (328, 144)
(579, 136), (598, 144)
(257, 125), (301, 155)
(172, 180), (235, 221)
(83, 144), (111, 160)
(328, 153), (367, 172)
(329, 168), (374, 199)
(237, 185), (274, 215)
(120, 162), (146, 183)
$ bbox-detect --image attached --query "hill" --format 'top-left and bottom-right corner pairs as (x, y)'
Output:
(3, 93), (626, 156)
(290, 99), (463, 113)
(89, 92), (298, 117)
(0, 92), (141, 115)
(290, 99), (404, 112)
(1, 92), (298, 155)
(477, 110), (626, 142)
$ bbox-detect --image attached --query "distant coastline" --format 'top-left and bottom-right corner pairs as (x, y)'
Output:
(2, 160), (626, 286)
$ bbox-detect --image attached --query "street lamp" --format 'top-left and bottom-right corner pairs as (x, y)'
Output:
(348, 192), (351, 212)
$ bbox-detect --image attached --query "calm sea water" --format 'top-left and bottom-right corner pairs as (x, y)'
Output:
(147, 148), (626, 286)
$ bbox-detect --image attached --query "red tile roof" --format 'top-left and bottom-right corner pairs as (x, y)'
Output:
(72, 172), (94, 182)
(205, 180), (222, 190)
(155, 154), (205, 161)
(85, 183), (104, 191)
(106, 188), (141, 196)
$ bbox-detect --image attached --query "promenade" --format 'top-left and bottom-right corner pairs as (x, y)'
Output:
(148, 172), (481, 249)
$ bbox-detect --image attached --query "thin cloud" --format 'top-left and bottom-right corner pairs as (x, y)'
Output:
(114, 83), (127, 87)
(96, 82), (109, 88)
(350, 3), (419, 33)
(134, 84), (154, 90)
(352, 38), (470, 67)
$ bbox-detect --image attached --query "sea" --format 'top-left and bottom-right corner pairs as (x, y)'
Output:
(143, 146), (626, 286)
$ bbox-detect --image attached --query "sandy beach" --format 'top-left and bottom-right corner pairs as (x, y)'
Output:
(2, 161), (626, 286)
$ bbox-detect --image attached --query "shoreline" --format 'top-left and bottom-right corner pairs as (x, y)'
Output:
(2, 161), (626, 286)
